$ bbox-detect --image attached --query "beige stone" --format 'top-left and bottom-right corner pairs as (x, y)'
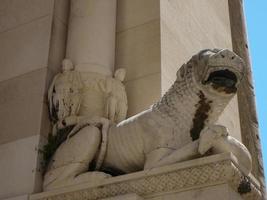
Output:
(0, 135), (44, 199)
(46, 1), (70, 97)
(0, 16), (52, 82)
(66, 0), (117, 75)
(39, 102), (51, 143)
(125, 73), (160, 116)
(116, 0), (159, 32)
(115, 1), (161, 118)
(217, 95), (242, 141)
(0, 68), (47, 144)
(30, 153), (261, 200)
(159, 0), (241, 140)
(115, 1), (241, 145)
(48, 18), (68, 73)
(0, 1), (65, 199)
(116, 20), (161, 82)
(160, 0), (232, 93)
(149, 184), (243, 200)
(105, 68), (128, 123)
(0, 1), (261, 199)
(43, 50), (252, 191)
(0, 0), (53, 33)
(54, 0), (70, 25)
(3, 195), (29, 200)
(228, 0), (265, 190)
(42, 0), (70, 139)
(101, 194), (143, 200)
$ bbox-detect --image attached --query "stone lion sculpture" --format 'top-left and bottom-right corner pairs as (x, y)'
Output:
(43, 49), (252, 191)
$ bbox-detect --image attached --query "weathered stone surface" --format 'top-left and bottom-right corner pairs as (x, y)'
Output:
(53, 0), (70, 25)
(3, 194), (29, 200)
(116, 20), (160, 82)
(160, 0), (232, 93)
(0, 135), (45, 199)
(116, 0), (159, 33)
(0, 1), (70, 199)
(159, 0), (241, 142)
(149, 184), (243, 200)
(125, 73), (160, 116)
(0, 68), (47, 144)
(115, 0), (161, 117)
(30, 153), (261, 200)
(101, 194), (143, 200)
(0, 16), (52, 82)
(66, 0), (117, 76)
(0, 0), (53, 33)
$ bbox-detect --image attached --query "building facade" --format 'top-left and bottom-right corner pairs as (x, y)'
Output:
(0, 0), (264, 199)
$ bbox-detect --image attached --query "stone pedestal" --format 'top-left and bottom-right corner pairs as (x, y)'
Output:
(30, 153), (262, 200)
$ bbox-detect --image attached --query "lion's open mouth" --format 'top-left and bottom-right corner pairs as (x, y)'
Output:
(204, 69), (238, 94)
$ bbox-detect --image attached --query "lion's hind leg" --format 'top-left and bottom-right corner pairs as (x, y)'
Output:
(43, 125), (106, 191)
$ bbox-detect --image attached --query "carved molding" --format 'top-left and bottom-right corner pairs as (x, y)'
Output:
(31, 153), (261, 200)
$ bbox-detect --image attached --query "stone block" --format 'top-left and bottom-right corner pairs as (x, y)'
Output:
(0, 135), (44, 199)
(0, 16), (52, 82)
(101, 194), (143, 200)
(159, 0), (241, 140)
(160, 0), (232, 93)
(3, 194), (29, 200)
(217, 95), (242, 141)
(0, 0), (53, 33)
(125, 73), (160, 117)
(30, 153), (262, 200)
(54, 0), (70, 25)
(48, 18), (68, 73)
(116, 20), (160, 82)
(116, 0), (159, 32)
(149, 184), (243, 200)
(0, 68), (47, 144)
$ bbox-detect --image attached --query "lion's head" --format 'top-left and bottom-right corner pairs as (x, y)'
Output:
(177, 49), (245, 98)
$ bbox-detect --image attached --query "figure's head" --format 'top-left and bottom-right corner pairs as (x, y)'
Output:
(62, 59), (74, 72)
(114, 68), (126, 82)
(177, 49), (245, 97)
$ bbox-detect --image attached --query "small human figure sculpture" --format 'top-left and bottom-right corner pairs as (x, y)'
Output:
(105, 68), (128, 123)
(48, 59), (83, 134)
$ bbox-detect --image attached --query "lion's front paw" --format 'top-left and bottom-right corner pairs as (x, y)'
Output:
(198, 124), (229, 155)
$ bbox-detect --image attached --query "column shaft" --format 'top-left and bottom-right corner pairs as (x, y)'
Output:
(67, 0), (117, 76)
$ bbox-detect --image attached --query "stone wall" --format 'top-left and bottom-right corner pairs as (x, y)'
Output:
(0, 0), (69, 199)
(115, 0), (161, 116)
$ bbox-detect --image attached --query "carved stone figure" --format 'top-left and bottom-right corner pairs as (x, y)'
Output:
(105, 68), (128, 123)
(43, 49), (252, 191)
(48, 59), (83, 134)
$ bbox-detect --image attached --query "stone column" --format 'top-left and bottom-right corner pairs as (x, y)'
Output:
(66, 0), (117, 117)
(66, 0), (117, 76)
